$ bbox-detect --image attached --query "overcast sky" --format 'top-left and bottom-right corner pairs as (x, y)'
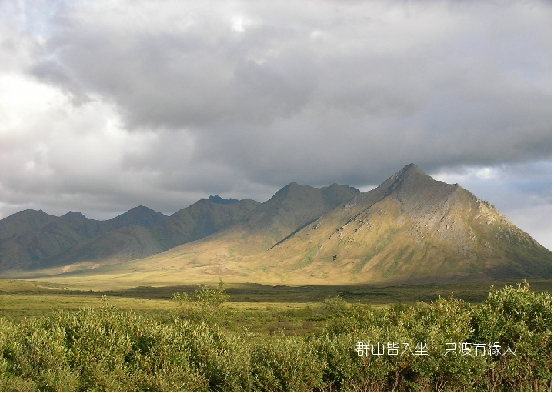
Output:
(0, 0), (551, 249)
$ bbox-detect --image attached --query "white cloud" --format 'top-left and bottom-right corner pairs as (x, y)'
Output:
(0, 0), (549, 249)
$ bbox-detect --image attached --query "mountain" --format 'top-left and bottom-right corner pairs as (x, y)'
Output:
(106, 205), (167, 229)
(228, 182), (361, 254)
(0, 183), (359, 274)
(0, 212), (107, 271)
(0, 198), (263, 272)
(92, 164), (550, 286)
(0, 164), (550, 287)
(152, 198), (261, 250)
(0, 207), (163, 271)
(0, 209), (58, 240)
(257, 164), (552, 283)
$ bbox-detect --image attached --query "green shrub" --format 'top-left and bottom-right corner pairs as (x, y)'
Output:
(0, 281), (549, 391)
(251, 335), (326, 391)
(0, 317), (78, 391)
(471, 281), (552, 391)
(172, 279), (230, 325)
(315, 286), (551, 391)
(321, 295), (349, 318)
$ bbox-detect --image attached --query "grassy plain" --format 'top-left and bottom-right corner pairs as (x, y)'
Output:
(0, 278), (550, 390)
(0, 277), (550, 329)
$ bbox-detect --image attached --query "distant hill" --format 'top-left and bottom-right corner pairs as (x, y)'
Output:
(85, 164), (551, 286)
(0, 199), (260, 271)
(229, 182), (361, 254)
(257, 164), (552, 283)
(0, 164), (550, 287)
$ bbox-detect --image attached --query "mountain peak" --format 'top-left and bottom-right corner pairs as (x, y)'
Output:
(126, 205), (154, 214)
(271, 182), (310, 200)
(255, 164), (551, 284)
(0, 209), (57, 240)
(60, 211), (86, 221)
(380, 163), (441, 195)
(110, 205), (166, 228)
(208, 195), (240, 205)
(394, 163), (430, 181)
(282, 182), (300, 191)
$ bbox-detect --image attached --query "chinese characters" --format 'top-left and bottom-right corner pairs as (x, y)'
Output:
(356, 341), (516, 357)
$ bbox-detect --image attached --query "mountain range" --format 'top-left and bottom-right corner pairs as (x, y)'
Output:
(0, 164), (550, 286)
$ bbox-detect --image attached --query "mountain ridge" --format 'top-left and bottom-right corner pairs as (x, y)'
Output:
(0, 164), (550, 286)
(94, 163), (549, 286)
(0, 198), (262, 271)
(256, 164), (550, 283)
(0, 183), (358, 272)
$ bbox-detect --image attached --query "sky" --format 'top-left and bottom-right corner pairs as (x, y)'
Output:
(0, 0), (551, 249)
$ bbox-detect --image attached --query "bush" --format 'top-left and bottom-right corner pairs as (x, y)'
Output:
(471, 281), (552, 391)
(172, 279), (230, 325)
(251, 336), (326, 391)
(0, 282), (549, 391)
(315, 285), (551, 391)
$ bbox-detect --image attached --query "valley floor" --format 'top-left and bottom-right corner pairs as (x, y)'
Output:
(0, 277), (550, 327)
(0, 279), (550, 391)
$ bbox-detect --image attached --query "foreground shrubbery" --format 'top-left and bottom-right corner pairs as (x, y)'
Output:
(0, 282), (550, 391)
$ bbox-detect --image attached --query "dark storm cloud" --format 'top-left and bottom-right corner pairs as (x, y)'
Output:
(0, 0), (550, 247)
(30, 59), (90, 104)
(36, 6), (319, 129)
(28, 0), (549, 188)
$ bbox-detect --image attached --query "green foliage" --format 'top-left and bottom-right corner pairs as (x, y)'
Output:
(251, 336), (326, 391)
(172, 279), (230, 325)
(321, 295), (349, 318)
(470, 281), (552, 391)
(0, 281), (550, 391)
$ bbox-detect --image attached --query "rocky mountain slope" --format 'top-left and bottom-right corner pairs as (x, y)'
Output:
(257, 164), (551, 283)
(0, 164), (550, 286)
(0, 183), (358, 272)
(97, 164), (550, 286)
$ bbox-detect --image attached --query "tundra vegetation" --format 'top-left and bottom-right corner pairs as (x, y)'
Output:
(0, 280), (550, 391)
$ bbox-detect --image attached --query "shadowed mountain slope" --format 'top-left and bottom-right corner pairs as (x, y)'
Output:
(0, 183), (359, 276)
(1, 165), (550, 287)
(0, 198), (260, 271)
(93, 164), (550, 286)
(0, 207), (166, 271)
(106, 205), (167, 229)
(231, 182), (360, 253)
(258, 164), (551, 283)
(0, 209), (58, 240)
(150, 198), (261, 250)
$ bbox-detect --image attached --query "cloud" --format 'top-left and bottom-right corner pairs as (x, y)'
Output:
(0, 0), (550, 247)
(30, 1), (549, 180)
